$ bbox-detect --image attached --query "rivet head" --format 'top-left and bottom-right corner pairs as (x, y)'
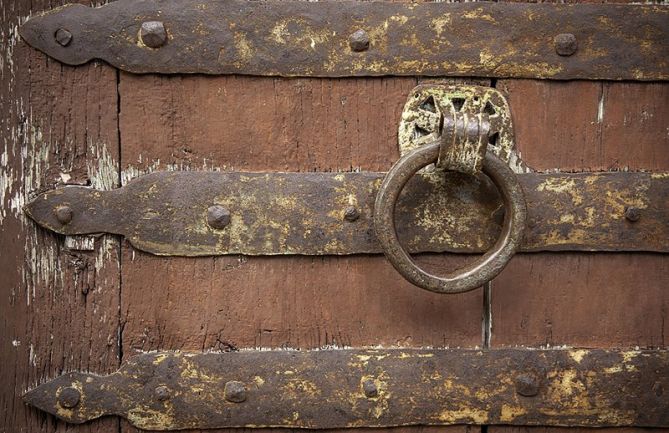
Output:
(224, 380), (247, 403)
(140, 21), (167, 48)
(624, 206), (641, 222)
(554, 33), (577, 56)
(344, 206), (360, 222)
(207, 205), (231, 229)
(54, 205), (73, 225)
(349, 29), (370, 52)
(58, 386), (81, 408)
(515, 373), (540, 397)
(54, 28), (72, 47)
(155, 385), (170, 401)
(362, 379), (378, 398)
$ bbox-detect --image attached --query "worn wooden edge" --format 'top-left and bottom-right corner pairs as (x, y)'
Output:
(18, 0), (669, 80)
(23, 171), (669, 256)
(23, 348), (669, 430)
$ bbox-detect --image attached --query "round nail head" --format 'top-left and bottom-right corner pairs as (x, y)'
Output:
(515, 373), (540, 397)
(54, 205), (73, 225)
(362, 379), (378, 398)
(554, 33), (577, 56)
(344, 206), (360, 222)
(207, 205), (231, 229)
(624, 206), (641, 222)
(224, 380), (247, 403)
(349, 29), (370, 52)
(140, 21), (167, 48)
(55, 28), (73, 47)
(59, 386), (81, 408)
(155, 385), (170, 401)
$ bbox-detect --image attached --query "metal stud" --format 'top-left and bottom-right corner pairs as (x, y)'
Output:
(54, 28), (72, 47)
(344, 206), (360, 222)
(224, 381), (247, 403)
(362, 379), (378, 398)
(54, 205), (73, 225)
(58, 387), (81, 408)
(207, 205), (231, 229)
(140, 21), (167, 48)
(349, 29), (370, 52)
(554, 33), (577, 56)
(515, 373), (540, 397)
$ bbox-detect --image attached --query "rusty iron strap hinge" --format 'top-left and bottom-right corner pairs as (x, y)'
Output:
(24, 348), (669, 430)
(19, 0), (669, 80)
(24, 170), (669, 256)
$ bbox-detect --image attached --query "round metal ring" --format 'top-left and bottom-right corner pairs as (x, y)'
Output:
(374, 141), (527, 294)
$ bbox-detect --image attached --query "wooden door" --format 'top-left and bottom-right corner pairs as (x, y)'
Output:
(1, 0), (667, 432)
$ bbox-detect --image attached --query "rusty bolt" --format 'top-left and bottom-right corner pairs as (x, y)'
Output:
(515, 373), (540, 397)
(140, 21), (167, 48)
(344, 205), (360, 222)
(54, 205), (73, 225)
(224, 380), (247, 403)
(155, 385), (170, 401)
(207, 205), (231, 229)
(554, 33), (577, 56)
(349, 29), (370, 52)
(54, 28), (72, 47)
(58, 387), (81, 408)
(624, 206), (641, 222)
(362, 379), (378, 398)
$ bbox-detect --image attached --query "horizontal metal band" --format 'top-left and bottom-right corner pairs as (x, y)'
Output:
(24, 171), (668, 255)
(24, 349), (669, 429)
(19, 0), (669, 80)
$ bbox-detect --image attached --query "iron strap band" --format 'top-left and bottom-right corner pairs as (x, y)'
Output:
(24, 349), (669, 430)
(24, 171), (669, 256)
(19, 0), (669, 80)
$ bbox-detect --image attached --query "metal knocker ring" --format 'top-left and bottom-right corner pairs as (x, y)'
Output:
(374, 141), (527, 294)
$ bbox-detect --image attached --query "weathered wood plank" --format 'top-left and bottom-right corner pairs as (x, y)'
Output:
(499, 80), (669, 171)
(0, 1), (121, 432)
(491, 80), (669, 433)
(117, 74), (480, 433)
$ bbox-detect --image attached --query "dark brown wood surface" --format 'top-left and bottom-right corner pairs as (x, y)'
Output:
(1, 2), (668, 433)
(0, 1), (121, 432)
(489, 81), (669, 433)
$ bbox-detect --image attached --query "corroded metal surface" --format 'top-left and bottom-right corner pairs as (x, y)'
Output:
(23, 349), (669, 429)
(398, 85), (524, 173)
(18, 0), (669, 80)
(24, 171), (669, 255)
(374, 146), (526, 294)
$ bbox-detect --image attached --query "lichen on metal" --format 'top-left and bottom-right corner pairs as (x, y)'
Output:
(23, 171), (669, 256)
(18, 0), (669, 80)
(23, 349), (669, 430)
(398, 84), (525, 173)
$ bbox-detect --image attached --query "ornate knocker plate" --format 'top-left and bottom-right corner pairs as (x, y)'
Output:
(374, 85), (527, 293)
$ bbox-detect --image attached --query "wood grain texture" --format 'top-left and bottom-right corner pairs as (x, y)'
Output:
(118, 75), (480, 433)
(491, 253), (668, 348)
(492, 80), (669, 348)
(0, 1), (121, 432)
(498, 80), (669, 171)
(491, 80), (669, 433)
